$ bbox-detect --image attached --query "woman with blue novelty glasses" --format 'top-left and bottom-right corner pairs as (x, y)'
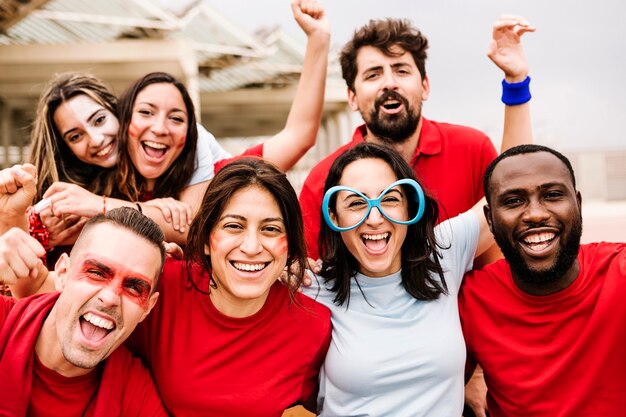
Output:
(304, 142), (498, 416)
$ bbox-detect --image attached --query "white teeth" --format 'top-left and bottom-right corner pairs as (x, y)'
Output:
(232, 262), (266, 272)
(524, 233), (555, 244)
(363, 232), (389, 241)
(143, 140), (167, 150)
(95, 143), (112, 157)
(82, 312), (114, 330)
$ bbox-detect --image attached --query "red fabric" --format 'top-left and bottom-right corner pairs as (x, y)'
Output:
(299, 119), (496, 259)
(459, 243), (626, 417)
(127, 258), (331, 417)
(26, 206), (50, 265)
(0, 293), (167, 417)
(214, 143), (264, 174)
(28, 354), (100, 417)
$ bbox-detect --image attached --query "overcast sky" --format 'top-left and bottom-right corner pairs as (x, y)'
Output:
(204, 0), (626, 151)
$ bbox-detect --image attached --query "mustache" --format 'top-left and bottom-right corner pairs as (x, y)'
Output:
(375, 90), (409, 111)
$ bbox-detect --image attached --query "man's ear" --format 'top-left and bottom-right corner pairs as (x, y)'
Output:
(54, 253), (70, 292)
(347, 87), (360, 111)
(421, 74), (430, 101)
(576, 191), (582, 211)
(483, 204), (494, 234)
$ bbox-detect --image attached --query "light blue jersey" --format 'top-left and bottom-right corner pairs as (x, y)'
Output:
(304, 211), (479, 417)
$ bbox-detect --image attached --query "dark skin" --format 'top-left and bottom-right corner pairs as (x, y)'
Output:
(484, 151), (582, 296)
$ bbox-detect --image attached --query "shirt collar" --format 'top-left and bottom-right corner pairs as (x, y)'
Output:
(353, 117), (442, 159)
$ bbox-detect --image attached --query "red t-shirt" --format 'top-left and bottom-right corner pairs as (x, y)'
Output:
(214, 143), (264, 174)
(128, 258), (331, 417)
(299, 119), (496, 259)
(28, 354), (100, 417)
(459, 242), (626, 417)
(0, 295), (166, 417)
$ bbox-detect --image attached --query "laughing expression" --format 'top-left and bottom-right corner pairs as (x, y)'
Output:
(485, 151), (583, 287)
(127, 83), (189, 191)
(205, 185), (289, 318)
(348, 45), (429, 143)
(53, 94), (120, 168)
(43, 223), (160, 376)
(331, 158), (409, 277)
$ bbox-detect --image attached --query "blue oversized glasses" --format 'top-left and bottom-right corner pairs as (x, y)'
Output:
(322, 178), (426, 232)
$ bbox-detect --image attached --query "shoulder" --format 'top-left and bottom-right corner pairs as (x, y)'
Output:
(579, 242), (626, 272)
(428, 119), (490, 141)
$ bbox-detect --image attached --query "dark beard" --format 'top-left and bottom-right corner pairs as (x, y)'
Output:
(365, 90), (421, 144)
(493, 216), (583, 286)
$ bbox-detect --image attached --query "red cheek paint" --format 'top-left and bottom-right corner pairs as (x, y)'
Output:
(272, 235), (289, 255)
(73, 253), (154, 309)
(174, 134), (186, 150)
(127, 121), (140, 140)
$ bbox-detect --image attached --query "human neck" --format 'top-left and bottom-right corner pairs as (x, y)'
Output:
(512, 259), (581, 296)
(209, 286), (272, 318)
(365, 118), (423, 163)
(35, 307), (92, 378)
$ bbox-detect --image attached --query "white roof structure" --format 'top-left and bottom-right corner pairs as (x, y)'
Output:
(0, 0), (348, 141)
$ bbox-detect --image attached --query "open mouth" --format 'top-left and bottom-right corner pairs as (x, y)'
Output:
(94, 141), (115, 158)
(521, 232), (557, 253)
(79, 312), (115, 343)
(382, 100), (402, 111)
(141, 140), (169, 159)
(362, 232), (390, 252)
(230, 261), (269, 273)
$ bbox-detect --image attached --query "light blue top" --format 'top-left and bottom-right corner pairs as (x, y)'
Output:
(303, 210), (479, 417)
(188, 124), (231, 186)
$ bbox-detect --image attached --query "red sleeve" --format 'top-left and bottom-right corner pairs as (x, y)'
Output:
(476, 137), (497, 200)
(299, 180), (322, 260)
(0, 296), (17, 327)
(119, 355), (168, 417)
(214, 143), (264, 174)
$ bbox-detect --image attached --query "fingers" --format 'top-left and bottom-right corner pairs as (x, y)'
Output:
(0, 228), (46, 284)
(299, 0), (324, 19)
(164, 241), (184, 260)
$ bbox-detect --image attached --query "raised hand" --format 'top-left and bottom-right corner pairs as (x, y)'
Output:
(292, 0), (330, 38)
(0, 227), (47, 284)
(0, 164), (37, 219)
(487, 15), (536, 82)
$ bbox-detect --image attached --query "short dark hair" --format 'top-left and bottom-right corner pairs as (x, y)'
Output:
(483, 144), (577, 204)
(185, 158), (308, 297)
(75, 207), (166, 287)
(340, 18), (429, 92)
(318, 142), (447, 306)
(113, 72), (198, 200)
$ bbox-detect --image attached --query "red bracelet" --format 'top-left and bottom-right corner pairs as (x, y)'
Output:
(103, 195), (107, 215)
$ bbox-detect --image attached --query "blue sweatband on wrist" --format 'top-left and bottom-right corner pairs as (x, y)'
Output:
(501, 76), (531, 105)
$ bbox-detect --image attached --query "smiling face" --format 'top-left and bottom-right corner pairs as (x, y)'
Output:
(331, 157), (409, 277)
(47, 223), (160, 375)
(53, 94), (120, 168)
(127, 82), (189, 190)
(205, 185), (289, 318)
(348, 45), (429, 144)
(485, 151), (583, 288)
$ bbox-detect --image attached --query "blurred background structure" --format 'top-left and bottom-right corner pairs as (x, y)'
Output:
(0, 0), (624, 245)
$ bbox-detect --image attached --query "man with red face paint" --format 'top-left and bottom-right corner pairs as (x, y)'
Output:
(0, 167), (167, 417)
(459, 144), (626, 417)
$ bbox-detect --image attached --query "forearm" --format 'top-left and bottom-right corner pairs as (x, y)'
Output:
(0, 213), (28, 234)
(263, 30), (330, 170)
(501, 100), (532, 152)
